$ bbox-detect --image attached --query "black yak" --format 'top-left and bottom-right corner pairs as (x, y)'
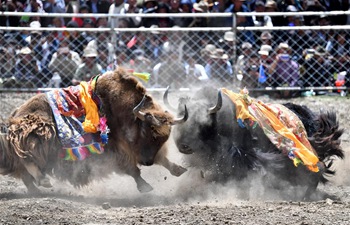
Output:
(165, 86), (344, 200)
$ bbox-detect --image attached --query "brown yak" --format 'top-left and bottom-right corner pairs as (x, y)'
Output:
(1, 68), (187, 193)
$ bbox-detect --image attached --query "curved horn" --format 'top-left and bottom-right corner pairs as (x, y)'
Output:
(208, 89), (222, 114)
(171, 105), (188, 125)
(163, 86), (177, 112)
(133, 95), (147, 121)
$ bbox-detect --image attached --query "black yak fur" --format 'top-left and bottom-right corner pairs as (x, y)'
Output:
(170, 87), (344, 200)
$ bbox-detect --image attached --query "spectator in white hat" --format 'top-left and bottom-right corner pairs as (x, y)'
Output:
(184, 52), (209, 86)
(235, 42), (253, 81)
(221, 31), (235, 63)
(199, 44), (217, 67)
(257, 44), (273, 86)
(258, 44), (273, 63)
(13, 46), (41, 88)
(108, 0), (127, 29)
(72, 46), (103, 85)
(205, 48), (233, 87)
(86, 28), (115, 70)
(151, 42), (186, 89)
(24, 0), (45, 13)
(260, 31), (274, 48)
(49, 38), (82, 87)
(265, 0), (284, 27)
(189, 0), (209, 27)
(252, 0), (273, 28)
(268, 42), (300, 97)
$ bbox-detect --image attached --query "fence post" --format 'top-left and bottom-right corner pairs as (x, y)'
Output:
(110, 27), (117, 70)
(232, 12), (238, 89)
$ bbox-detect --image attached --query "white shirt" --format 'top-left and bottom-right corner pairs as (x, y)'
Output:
(87, 40), (115, 64)
(185, 63), (209, 81)
(152, 62), (162, 88)
(108, 3), (126, 28)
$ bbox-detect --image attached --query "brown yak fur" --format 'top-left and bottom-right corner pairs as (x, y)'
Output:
(3, 68), (186, 193)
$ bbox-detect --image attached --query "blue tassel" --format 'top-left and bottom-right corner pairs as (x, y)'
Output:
(237, 119), (245, 128)
(100, 133), (108, 144)
(288, 150), (296, 160)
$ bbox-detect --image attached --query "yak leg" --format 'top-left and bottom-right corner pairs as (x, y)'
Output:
(303, 179), (339, 201)
(155, 145), (187, 177)
(20, 169), (41, 194)
(303, 165), (326, 201)
(23, 161), (52, 188)
(127, 166), (153, 193)
(157, 156), (187, 177)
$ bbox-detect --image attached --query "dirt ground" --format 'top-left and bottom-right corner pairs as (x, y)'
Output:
(0, 92), (350, 225)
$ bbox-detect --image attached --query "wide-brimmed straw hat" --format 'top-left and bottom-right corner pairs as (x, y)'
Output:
(265, 0), (277, 9)
(209, 48), (228, 60)
(260, 31), (273, 40)
(19, 47), (32, 55)
(224, 31), (235, 42)
(30, 21), (42, 34)
(241, 42), (253, 49)
(83, 47), (98, 57)
(200, 44), (216, 56)
(277, 42), (290, 50)
(258, 44), (273, 56)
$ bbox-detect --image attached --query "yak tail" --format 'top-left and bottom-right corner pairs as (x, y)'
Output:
(8, 114), (56, 164)
(308, 111), (344, 183)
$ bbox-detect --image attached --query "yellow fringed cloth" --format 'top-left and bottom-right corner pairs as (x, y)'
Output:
(221, 88), (320, 172)
(79, 81), (99, 133)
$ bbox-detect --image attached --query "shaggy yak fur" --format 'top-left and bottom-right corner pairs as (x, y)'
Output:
(166, 87), (344, 200)
(0, 68), (187, 193)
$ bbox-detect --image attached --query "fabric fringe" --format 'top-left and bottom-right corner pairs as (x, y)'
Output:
(8, 114), (56, 159)
(60, 142), (104, 161)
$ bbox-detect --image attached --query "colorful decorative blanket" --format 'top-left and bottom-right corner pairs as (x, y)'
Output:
(46, 76), (109, 161)
(221, 88), (320, 172)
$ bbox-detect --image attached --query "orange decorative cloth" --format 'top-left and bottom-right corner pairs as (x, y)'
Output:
(79, 81), (99, 133)
(222, 88), (320, 172)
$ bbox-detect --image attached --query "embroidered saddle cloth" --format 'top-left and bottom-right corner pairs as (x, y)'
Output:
(222, 88), (320, 172)
(46, 80), (105, 161)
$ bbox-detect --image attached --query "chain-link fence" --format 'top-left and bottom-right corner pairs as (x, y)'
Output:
(236, 11), (350, 97)
(0, 11), (349, 96)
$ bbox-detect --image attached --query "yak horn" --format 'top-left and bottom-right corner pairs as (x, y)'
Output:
(133, 95), (147, 121)
(208, 89), (222, 114)
(163, 86), (177, 112)
(171, 105), (188, 125)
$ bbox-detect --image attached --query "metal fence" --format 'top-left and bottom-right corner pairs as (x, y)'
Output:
(0, 11), (349, 96)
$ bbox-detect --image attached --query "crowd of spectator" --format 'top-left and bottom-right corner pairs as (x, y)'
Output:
(0, 0), (350, 95)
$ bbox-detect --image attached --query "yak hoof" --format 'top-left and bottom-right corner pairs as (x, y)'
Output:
(137, 181), (154, 193)
(27, 185), (41, 195)
(170, 165), (188, 177)
(37, 177), (53, 188)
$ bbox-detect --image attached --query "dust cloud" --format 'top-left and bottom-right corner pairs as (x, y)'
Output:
(42, 137), (342, 208)
(1, 91), (349, 208)
(41, 90), (350, 207)
(328, 146), (350, 186)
